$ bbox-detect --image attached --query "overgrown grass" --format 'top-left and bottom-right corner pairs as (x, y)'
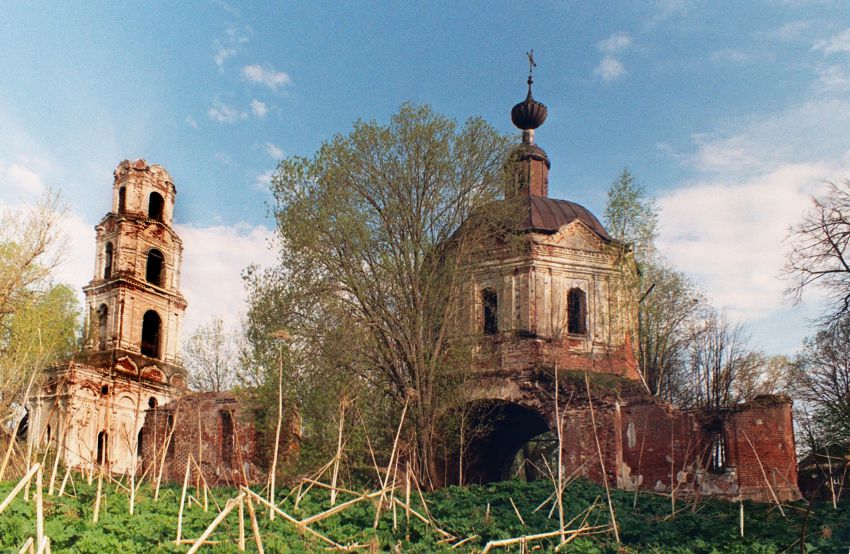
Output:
(0, 476), (847, 552)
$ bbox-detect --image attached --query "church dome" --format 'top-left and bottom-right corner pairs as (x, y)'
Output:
(511, 78), (548, 131)
(517, 195), (610, 240)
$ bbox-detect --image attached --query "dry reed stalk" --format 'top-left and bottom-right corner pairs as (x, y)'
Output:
(57, 470), (70, 498)
(741, 430), (785, 517)
(404, 463), (411, 526)
(35, 465), (44, 545)
(299, 489), (386, 526)
(354, 405), (384, 481)
(825, 448), (837, 509)
(584, 373), (620, 543)
(294, 458), (335, 510)
(238, 496), (246, 551)
(739, 501), (744, 537)
(154, 406), (180, 501)
(373, 398), (409, 528)
(510, 497), (526, 526)
(300, 478), (360, 497)
(241, 486), (345, 549)
(0, 370), (38, 481)
(17, 536), (34, 554)
(390, 497), (454, 539)
(554, 364), (565, 541)
(176, 454), (193, 543)
(47, 441), (60, 497)
(268, 341), (285, 521)
(92, 470), (103, 524)
(480, 525), (608, 553)
(186, 492), (246, 554)
(449, 535), (479, 550)
(0, 463), (40, 514)
(330, 396), (347, 506)
(632, 417), (649, 509)
(189, 454), (219, 511)
(245, 495), (265, 554)
(34, 536), (50, 554)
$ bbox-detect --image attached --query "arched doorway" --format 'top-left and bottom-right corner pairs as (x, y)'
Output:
(441, 400), (552, 485)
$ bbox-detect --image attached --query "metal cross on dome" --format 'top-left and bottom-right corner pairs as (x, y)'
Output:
(527, 50), (536, 79)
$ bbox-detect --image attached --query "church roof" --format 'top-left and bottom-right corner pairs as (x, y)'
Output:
(518, 195), (611, 240)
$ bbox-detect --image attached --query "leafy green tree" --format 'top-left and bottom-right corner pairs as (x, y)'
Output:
(182, 317), (239, 392)
(248, 103), (514, 484)
(603, 169), (704, 399)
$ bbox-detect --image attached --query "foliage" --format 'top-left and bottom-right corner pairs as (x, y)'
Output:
(248, 102), (516, 484)
(182, 317), (240, 392)
(0, 476), (848, 552)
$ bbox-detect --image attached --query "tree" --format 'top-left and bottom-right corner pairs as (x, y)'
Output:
(785, 180), (850, 325)
(0, 192), (79, 434)
(604, 170), (704, 399)
(795, 319), (850, 446)
(182, 317), (239, 392)
(258, 103), (514, 484)
(679, 311), (762, 409)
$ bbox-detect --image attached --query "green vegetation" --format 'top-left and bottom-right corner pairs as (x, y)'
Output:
(0, 477), (847, 553)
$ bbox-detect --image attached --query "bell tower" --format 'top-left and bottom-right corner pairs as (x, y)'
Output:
(83, 159), (187, 375)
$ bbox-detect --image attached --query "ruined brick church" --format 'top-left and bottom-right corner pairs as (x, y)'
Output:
(25, 68), (799, 501)
(443, 72), (801, 502)
(25, 160), (285, 485)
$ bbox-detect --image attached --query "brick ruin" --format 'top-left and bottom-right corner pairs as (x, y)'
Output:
(139, 392), (299, 487)
(26, 160), (279, 483)
(439, 81), (801, 502)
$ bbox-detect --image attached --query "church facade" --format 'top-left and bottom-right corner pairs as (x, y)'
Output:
(446, 73), (800, 502)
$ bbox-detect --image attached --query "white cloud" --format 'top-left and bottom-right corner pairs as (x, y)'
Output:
(184, 115), (198, 129)
(2, 163), (45, 196)
(657, 163), (837, 319)
(597, 32), (632, 54)
(214, 47), (236, 70)
(207, 101), (248, 123)
(759, 20), (810, 42)
(816, 64), (850, 91)
(177, 223), (274, 335)
(594, 33), (630, 82)
(813, 28), (850, 54)
(241, 64), (292, 90)
(264, 142), (283, 159)
(254, 169), (274, 191)
(250, 99), (268, 118)
(709, 48), (754, 64)
(594, 56), (627, 82)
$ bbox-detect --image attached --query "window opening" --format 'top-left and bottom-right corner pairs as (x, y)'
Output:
(146, 249), (165, 286)
(482, 288), (498, 335)
(97, 304), (108, 350)
(567, 288), (587, 335)
(137, 429), (144, 456)
(118, 186), (126, 213)
(96, 431), (108, 465)
(141, 310), (161, 358)
(166, 414), (175, 458)
(220, 411), (234, 465)
(708, 433), (727, 474)
(148, 397), (158, 409)
(148, 192), (164, 221)
(104, 242), (113, 279)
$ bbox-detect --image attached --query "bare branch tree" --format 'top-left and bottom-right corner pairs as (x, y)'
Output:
(785, 181), (850, 325)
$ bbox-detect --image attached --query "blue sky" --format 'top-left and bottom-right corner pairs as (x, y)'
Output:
(2, 1), (849, 354)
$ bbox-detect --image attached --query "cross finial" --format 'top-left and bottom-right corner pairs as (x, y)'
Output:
(527, 50), (536, 80)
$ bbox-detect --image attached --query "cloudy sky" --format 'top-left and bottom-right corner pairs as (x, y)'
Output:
(1, 1), (849, 354)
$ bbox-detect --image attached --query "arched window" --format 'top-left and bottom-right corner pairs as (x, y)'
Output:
(148, 192), (164, 221)
(220, 411), (234, 465)
(97, 304), (108, 350)
(567, 288), (587, 335)
(46, 425), (51, 445)
(166, 413), (175, 458)
(137, 429), (144, 457)
(482, 288), (498, 335)
(146, 249), (165, 286)
(118, 186), (126, 213)
(96, 431), (108, 465)
(141, 310), (161, 358)
(148, 397), (158, 409)
(104, 242), (113, 279)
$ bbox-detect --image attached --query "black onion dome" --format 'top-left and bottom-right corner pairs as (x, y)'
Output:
(511, 79), (548, 131)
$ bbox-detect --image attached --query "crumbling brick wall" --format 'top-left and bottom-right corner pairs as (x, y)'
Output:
(139, 391), (298, 486)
